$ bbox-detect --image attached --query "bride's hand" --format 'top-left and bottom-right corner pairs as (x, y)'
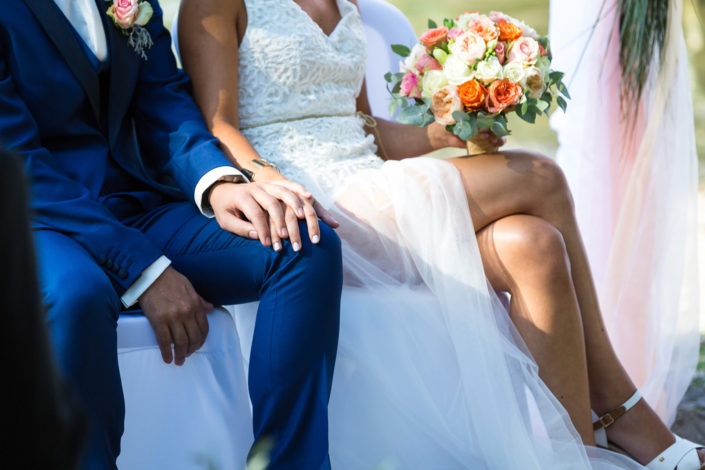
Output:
(249, 167), (340, 230)
(427, 122), (506, 151)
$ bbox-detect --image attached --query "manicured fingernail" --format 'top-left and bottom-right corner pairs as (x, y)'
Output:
(249, 231), (258, 239)
(273, 241), (282, 251)
(280, 227), (288, 238)
(293, 242), (301, 252)
(312, 234), (320, 244)
(297, 208), (304, 218)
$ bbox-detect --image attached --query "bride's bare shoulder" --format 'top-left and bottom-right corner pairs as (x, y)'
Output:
(178, 0), (247, 43)
(179, 0), (246, 23)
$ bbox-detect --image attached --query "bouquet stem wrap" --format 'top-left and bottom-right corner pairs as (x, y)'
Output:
(466, 139), (499, 156)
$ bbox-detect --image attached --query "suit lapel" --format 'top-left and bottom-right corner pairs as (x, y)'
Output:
(22, 0), (101, 122)
(100, 4), (139, 149)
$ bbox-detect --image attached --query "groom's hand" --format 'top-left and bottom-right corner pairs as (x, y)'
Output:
(139, 266), (213, 365)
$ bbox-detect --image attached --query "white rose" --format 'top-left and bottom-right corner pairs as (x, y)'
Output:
(443, 54), (475, 85)
(421, 70), (449, 99)
(474, 56), (504, 85)
(455, 12), (480, 30)
(522, 67), (546, 98)
(401, 43), (427, 73)
(503, 61), (526, 83)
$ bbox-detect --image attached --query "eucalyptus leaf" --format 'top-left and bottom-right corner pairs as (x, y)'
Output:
(391, 44), (411, 58)
(535, 100), (550, 112)
(491, 121), (509, 137)
(452, 110), (470, 122)
(384, 72), (393, 83)
(558, 82), (571, 99)
(397, 106), (428, 126)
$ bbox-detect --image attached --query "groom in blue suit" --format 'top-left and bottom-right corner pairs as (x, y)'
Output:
(0, 0), (342, 468)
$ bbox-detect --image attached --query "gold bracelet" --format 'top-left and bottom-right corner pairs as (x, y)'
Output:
(357, 111), (390, 161)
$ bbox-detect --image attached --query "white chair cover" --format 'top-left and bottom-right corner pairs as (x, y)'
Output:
(549, 0), (700, 423)
(358, 0), (418, 120)
(117, 309), (253, 470)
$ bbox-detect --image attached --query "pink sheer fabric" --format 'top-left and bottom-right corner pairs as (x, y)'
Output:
(549, 0), (700, 423)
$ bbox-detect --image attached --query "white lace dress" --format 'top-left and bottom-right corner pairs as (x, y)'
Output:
(232, 0), (646, 468)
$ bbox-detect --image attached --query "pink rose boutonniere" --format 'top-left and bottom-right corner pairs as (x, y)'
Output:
(106, 0), (154, 60)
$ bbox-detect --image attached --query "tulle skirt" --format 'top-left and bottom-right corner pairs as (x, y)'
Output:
(233, 156), (645, 469)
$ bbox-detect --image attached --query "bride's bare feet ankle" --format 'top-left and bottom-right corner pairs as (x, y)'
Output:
(594, 396), (705, 466)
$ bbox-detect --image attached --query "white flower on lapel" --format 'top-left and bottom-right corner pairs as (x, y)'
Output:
(106, 0), (154, 60)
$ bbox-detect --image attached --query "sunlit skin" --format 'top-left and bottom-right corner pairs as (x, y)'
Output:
(177, 0), (704, 464)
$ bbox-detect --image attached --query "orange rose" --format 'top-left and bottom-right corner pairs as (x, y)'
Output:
(486, 79), (523, 113)
(457, 79), (488, 111)
(497, 21), (523, 42)
(469, 16), (499, 42)
(419, 27), (449, 48)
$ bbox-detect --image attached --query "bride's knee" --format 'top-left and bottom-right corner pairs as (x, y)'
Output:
(491, 215), (571, 281)
(515, 152), (574, 211)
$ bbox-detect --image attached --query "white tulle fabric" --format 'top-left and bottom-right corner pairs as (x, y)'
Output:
(231, 0), (645, 467)
(549, 0), (700, 424)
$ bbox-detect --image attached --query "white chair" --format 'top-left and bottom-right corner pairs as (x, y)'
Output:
(359, 0), (418, 120)
(116, 2), (418, 468)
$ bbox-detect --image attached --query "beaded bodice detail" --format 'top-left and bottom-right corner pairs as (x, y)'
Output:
(239, 0), (382, 197)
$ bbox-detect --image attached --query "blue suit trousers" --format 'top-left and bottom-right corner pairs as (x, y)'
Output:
(35, 202), (342, 470)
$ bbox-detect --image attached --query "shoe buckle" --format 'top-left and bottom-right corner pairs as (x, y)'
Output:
(597, 413), (615, 429)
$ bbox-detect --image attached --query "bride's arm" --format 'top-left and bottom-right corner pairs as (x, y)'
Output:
(177, 0), (339, 231)
(356, 80), (505, 160)
(178, 0), (283, 183)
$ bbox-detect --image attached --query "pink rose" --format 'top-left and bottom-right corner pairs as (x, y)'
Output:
(419, 27), (449, 48)
(539, 43), (548, 57)
(448, 27), (463, 41)
(431, 86), (463, 125)
(111, 0), (139, 29)
(494, 41), (507, 64)
(488, 11), (508, 23)
(400, 72), (421, 98)
(416, 55), (442, 74)
(449, 31), (486, 66)
(508, 37), (540, 65)
(468, 15), (499, 42)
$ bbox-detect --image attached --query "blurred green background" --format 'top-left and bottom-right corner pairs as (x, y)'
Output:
(161, 0), (705, 182)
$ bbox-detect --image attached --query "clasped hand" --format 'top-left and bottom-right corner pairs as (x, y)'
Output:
(139, 179), (338, 366)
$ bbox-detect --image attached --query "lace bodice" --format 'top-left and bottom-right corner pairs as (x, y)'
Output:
(239, 0), (382, 197)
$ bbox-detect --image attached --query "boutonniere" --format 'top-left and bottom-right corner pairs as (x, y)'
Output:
(105, 0), (154, 60)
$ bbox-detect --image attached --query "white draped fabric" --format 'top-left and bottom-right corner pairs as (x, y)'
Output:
(549, 0), (700, 423)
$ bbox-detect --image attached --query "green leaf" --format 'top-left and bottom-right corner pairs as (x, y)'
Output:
(521, 100), (529, 114)
(491, 121), (509, 137)
(558, 82), (571, 99)
(535, 100), (550, 112)
(557, 96), (568, 113)
(443, 18), (456, 29)
(516, 108), (536, 124)
(391, 44), (411, 58)
(452, 110), (470, 122)
(384, 72), (393, 83)
(396, 106), (429, 126)
(538, 37), (549, 50)
(428, 19), (438, 29)
(549, 71), (565, 83)
(476, 117), (494, 130)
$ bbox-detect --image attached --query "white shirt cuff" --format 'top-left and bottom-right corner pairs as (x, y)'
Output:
(120, 256), (172, 308)
(194, 166), (247, 217)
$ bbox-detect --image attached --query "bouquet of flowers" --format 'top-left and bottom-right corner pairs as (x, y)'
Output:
(386, 11), (569, 154)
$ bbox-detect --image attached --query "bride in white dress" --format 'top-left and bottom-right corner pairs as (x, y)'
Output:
(175, 0), (704, 468)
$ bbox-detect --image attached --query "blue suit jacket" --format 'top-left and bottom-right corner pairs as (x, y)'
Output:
(0, 0), (233, 294)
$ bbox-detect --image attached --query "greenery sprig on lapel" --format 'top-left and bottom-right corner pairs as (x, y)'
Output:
(105, 0), (154, 60)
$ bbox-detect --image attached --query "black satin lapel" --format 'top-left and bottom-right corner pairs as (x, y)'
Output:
(22, 0), (101, 121)
(102, 10), (139, 150)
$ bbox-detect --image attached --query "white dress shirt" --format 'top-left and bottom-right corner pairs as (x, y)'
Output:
(53, 0), (243, 306)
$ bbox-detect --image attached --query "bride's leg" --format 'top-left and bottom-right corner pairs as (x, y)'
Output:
(475, 214), (595, 444)
(449, 150), (686, 463)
